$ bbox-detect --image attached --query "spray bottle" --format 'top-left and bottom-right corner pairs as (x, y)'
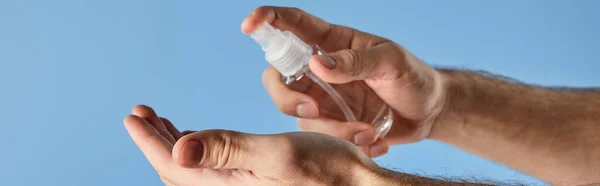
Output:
(250, 22), (393, 137)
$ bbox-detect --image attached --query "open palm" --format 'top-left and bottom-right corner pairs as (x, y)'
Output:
(124, 105), (258, 186)
(124, 105), (380, 186)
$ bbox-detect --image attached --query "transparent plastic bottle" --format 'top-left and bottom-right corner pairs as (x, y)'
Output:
(250, 22), (394, 137)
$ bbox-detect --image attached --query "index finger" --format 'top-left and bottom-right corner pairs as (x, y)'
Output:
(124, 115), (173, 170)
(241, 6), (386, 52)
(262, 67), (319, 118)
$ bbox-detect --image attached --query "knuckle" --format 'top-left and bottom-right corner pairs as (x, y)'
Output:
(387, 42), (413, 78)
(343, 49), (361, 64)
(389, 42), (408, 62)
(205, 131), (239, 169)
(340, 50), (363, 77)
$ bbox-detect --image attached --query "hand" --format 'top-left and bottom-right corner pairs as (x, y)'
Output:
(243, 7), (447, 157)
(124, 105), (385, 186)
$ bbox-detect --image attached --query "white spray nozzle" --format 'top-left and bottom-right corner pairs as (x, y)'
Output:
(250, 22), (313, 77)
(250, 22), (278, 50)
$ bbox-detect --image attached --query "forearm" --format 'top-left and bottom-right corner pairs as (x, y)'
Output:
(430, 69), (600, 185)
(367, 167), (497, 186)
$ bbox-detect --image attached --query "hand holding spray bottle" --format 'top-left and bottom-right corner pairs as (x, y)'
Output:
(250, 22), (393, 138)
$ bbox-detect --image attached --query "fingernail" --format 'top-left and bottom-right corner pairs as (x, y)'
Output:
(181, 140), (204, 167)
(296, 103), (318, 118)
(354, 130), (376, 145)
(370, 143), (388, 157)
(319, 55), (336, 69)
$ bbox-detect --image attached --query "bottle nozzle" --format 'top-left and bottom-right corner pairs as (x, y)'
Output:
(249, 21), (313, 77)
(250, 22), (279, 51)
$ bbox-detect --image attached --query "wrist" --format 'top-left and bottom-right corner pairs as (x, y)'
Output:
(425, 68), (462, 143)
(426, 69), (536, 144)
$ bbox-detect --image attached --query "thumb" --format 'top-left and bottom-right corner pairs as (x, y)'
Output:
(172, 130), (279, 171)
(308, 42), (407, 84)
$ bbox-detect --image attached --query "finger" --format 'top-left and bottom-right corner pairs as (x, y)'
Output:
(160, 117), (182, 140)
(132, 105), (176, 143)
(297, 117), (378, 146)
(309, 42), (408, 84)
(172, 130), (279, 173)
(262, 67), (319, 118)
(241, 6), (386, 52)
(368, 138), (389, 158)
(161, 177), (176, 186)
(383, 116), (427, 144)
(124, 115), (173, 171)
(284, 67), (316, 93)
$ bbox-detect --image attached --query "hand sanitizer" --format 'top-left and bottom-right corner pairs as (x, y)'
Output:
(250, 22), (393, 137)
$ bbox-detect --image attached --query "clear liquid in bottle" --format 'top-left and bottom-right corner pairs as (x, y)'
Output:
(282, 55), (393, 137)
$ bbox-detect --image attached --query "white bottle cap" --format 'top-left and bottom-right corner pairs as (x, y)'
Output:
(250, 22), (312, 77)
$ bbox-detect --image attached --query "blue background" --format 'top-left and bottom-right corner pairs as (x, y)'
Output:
(1, 1), (598, 185)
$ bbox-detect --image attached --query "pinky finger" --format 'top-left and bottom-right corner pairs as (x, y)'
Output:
(357, 138), (390, 158)
(368, 138), (389, 158)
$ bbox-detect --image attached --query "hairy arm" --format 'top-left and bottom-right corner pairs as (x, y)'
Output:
(363, 166), (524, 186)
(379, 171), (495, 186)
(429, 69), (600, 185)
